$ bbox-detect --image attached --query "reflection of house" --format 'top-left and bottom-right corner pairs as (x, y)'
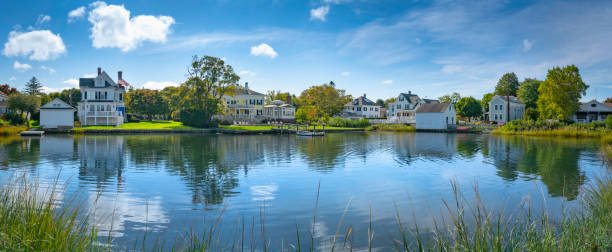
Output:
(78, 136), (125, 185)
(0, 91), (7, 114)
(488, 95), (525, 123)
(264, 96), (295, 121)
(40, 98), (75, 129)
(40, 135), (74, 156)
(573, 100), (612, 123)
(77, 68), (128, 126)
(415, 103), (456, 130)
(341, 94), (381, 119)
(388, 91), (438, 123)
(216, 82), (265, 122)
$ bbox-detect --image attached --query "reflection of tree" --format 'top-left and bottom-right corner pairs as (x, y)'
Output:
(0, 137), (40, 170)
(455, 134), (481, 158)
(295, 134), (351, 171)
(488, 136), (592, 200)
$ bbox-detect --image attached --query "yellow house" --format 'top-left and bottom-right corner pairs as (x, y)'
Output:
(216, 83), (266, 122)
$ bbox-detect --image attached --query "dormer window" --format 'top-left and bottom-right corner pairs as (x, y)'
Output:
(591, 103), (596, 107)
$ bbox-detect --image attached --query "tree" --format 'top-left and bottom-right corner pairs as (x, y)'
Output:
(266, 90), (297, 106)
(456, 97), (482, 120)
(494, 72), (519, 96)
(179, 55), (239, 127)
(605, 97), (612, 103)
(517, 78), (541, 109)
(0, 84), (19, 95)
(537, 65), (588, 120)
(7, 93), (40, 120)
(126, 88), (170, 120)
(481, 93), (493, 113)
(24, 77), (43, 95)
(438, 92), (461, 104)
(297, 83), (351, 122)
(375, 99), (385, 107)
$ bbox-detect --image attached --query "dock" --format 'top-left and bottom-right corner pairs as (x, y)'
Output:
(20, 131), (44, 136)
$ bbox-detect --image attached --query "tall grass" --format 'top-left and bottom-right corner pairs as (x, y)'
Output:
(0, 175), (100, 251)
(366, 124), (415, 132)
(0, 125), (27, 135)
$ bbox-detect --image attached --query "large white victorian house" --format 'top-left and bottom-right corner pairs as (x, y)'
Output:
(387, 91), (438, 123)
(341, 94), (381, 119)
(77, 68), (128, 126)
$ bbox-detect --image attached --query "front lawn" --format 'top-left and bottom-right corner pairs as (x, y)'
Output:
(82, 121), (196, 130)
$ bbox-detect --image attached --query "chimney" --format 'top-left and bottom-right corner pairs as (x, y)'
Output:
(245, 82), (249, 93)
(97, 67), (101, 76)
(363, 93), (366, 98)
(118, 71), (123, 80)
(286, 95), (292, 105)
(408, 90), (411, 94)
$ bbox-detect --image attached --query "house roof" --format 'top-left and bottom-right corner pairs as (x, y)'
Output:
(232, 87), (265, 96)
(416, 102), (451, 113)
(0, 91), (7, 98)
(493, 95), (523, 104)
(399, 93), (421, 103)
(423, 99), (439, 104)
(577, 100), (612, 112)
(348, 95), (378, 106)
(40, 98), (75, 110)
(79, 71), (124, 89)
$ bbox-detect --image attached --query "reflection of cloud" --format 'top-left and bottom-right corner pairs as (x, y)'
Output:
(250, 184), (278, 201)
(89, 192), (169, 237)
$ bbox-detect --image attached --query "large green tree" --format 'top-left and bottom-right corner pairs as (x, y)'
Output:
(179, 55), (239, 127)
(126, 88), (170, 120)
(7, 93), (40, 119)
(456, 96), (482, 120)
(297, 83), (351, 122)
(481, 93), (493, 113)
(49, 88), (82, 107)
(537, 65), (588, 120)
(495, 72), (519, 96)
(438, 92), (461, 104)
(24, 77), (43, 95)
(517, 78), (541, 109)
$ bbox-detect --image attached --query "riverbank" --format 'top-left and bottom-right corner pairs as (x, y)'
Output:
(1, 173), (609, 251)
(493, 119), (612, 139)
(0, 125), (27, 136)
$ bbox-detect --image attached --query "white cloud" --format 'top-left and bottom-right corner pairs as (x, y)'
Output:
(68, 6), (86, 23)
(41, 65), (55, 74)
(310, 5), (330, 21)
(36, 14), (51, 25)
(9, 77), (16, 81)
(250, 184), (278, 201)
(250, 43), (278, 58)
(63, 78), (79, 88)
(88, 2), (175, 52)
(3, 30), (66, 61)
(381, 80), (393, 84)
(522, 39), (534, 52)
(141, 81), (177, 90)
(341, 71), (350, 76)
(239, 70), (257, 77)
(40, 86), (59, 93)
(13, 61), (31, 71)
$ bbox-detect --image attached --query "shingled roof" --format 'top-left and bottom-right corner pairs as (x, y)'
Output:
(416, 102), (452, 113)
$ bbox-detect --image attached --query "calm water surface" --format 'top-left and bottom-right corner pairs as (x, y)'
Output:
(0, 132), (608, 249)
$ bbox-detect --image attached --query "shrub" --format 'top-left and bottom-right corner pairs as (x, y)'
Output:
(326, 117), (370, 128)
(179, 109), (217, 128)
(4, 113), (26, 126)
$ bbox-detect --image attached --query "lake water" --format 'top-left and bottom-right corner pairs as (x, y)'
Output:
(0, 132), (609, 250)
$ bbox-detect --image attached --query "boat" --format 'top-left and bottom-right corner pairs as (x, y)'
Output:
(296, 130), (325, 136)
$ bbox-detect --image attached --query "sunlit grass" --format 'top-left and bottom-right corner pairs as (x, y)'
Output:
(81, 120), (196, 130)
(365, 124), (415, 132)
(0, 125), (28, 135)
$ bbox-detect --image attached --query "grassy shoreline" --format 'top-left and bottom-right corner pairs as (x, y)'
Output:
(1, 173), (609, 251)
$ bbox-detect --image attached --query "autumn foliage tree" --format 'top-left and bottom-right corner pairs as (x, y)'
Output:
(296, 82), (351, 123)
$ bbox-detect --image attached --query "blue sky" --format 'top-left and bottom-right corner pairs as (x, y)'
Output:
(1, 0), (612, 101)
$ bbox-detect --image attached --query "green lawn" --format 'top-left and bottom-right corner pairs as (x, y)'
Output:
(82, 120), (196, 130)
(220, 125), (361, 131)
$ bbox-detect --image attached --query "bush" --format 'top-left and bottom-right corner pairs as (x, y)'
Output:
(4, 113), (26, 126)
(326, 117), (370, 128)
(179, 109), (217, 128)
(605, 116), (612, 129)
(524, 107), (539, 120)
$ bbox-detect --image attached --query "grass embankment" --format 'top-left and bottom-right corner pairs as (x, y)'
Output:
(493, 119), (611, 138)
(81, 120), (196, 130)
(366, 124), (415, 132)
(220, 125), (361, 131)
(0, 125), (28, 135)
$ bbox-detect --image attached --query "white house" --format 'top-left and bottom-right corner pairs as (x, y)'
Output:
(40, 98), (75, 129)
(573, 100), (612, 123)
(341, 94), (381, 119)
(388, 91), (438, 123)
(264, 96), (295, 121)
(488, 95), (525, 123)
(77, 68), (128, 126)
(415, 103), (456, 130)
(0, 91), (7, 114)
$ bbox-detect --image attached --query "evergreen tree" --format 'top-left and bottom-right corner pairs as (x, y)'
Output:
(24, 77), (42, 95)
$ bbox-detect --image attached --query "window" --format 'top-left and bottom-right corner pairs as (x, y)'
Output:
(104, 92), (108, 100)
(119, 93), (123, 101)
(84, 91), (87, 100)
(357, 107), (362, 111)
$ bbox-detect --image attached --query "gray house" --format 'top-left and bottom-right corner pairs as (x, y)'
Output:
(488, 95), (525, 123)
(573, 100), (612, 123)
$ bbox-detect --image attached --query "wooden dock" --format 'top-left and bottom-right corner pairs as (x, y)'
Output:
(20, 131), (44, 136)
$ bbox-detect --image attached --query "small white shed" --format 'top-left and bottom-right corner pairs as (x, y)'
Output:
(40, 98), (75, 129)
(415, 103), (456, 130)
